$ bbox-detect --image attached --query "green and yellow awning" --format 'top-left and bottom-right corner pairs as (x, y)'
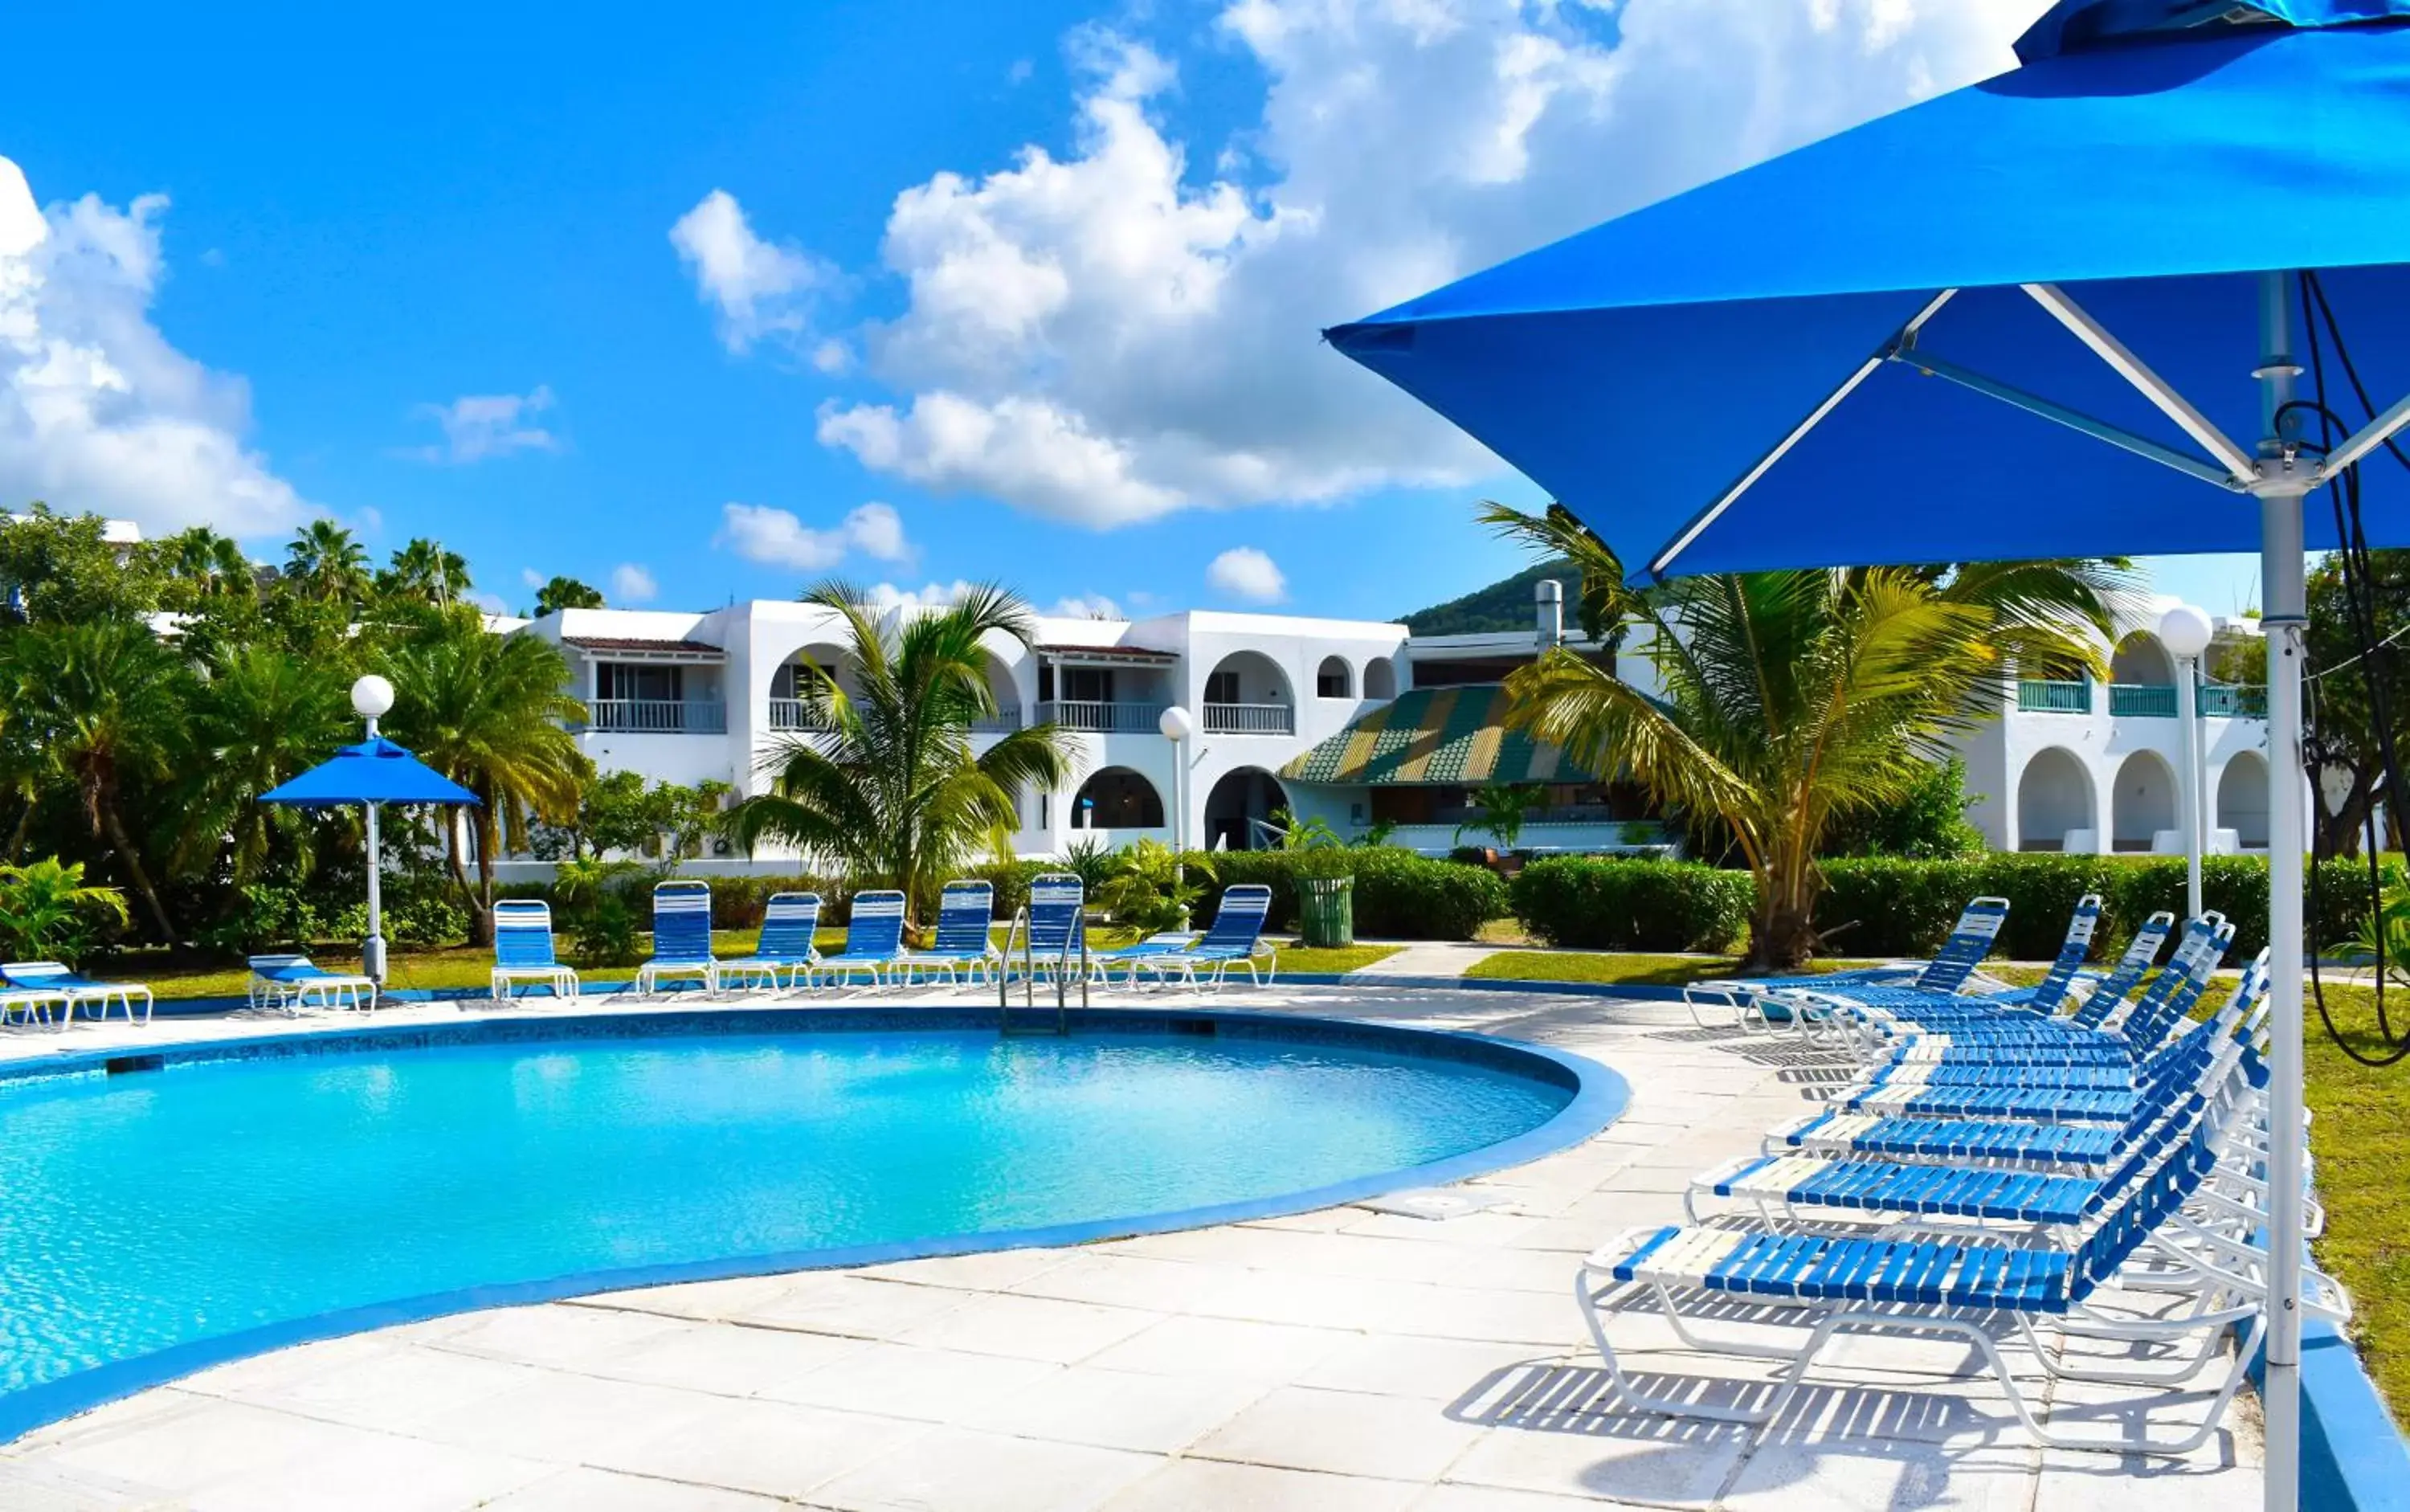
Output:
(1280, 685), (1597, 787)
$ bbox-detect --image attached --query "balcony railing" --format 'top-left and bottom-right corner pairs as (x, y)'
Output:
(1203, 701), (1294, 735)
(767, 698), (831, 732)
(2108, 683), (2178, 718)
(1035, 700), (1170, 734)
(2200, 683), (2266, 718)
(2016, 679), (2090, 713)
(586, 699), (726, 734)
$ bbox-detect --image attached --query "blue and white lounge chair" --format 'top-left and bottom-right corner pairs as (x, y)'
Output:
(0, 981), (71, 1028)
(635, 880), (718, 995)
(720, 892), (823, 991)
(1870, 910), (2177, 1062)
(3, 960), (155, 1025)
(1088, 930), (1202, 985)
(245, 954), (376, 1015)
(1008, 874), (1088, 983)
(1122, 885), (1278, 989)
(901, 881), (999, 985)
(491, 899), (579, 1001)
(1684, 896), (2011, 1035)
(818, 889), (907, 987)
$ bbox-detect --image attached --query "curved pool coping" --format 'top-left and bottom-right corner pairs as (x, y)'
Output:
(0, 1003), (1628, 1445)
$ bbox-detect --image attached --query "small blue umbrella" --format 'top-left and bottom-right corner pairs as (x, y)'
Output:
(261, 689), (480, 986)
(1327, 6), (2410, 1502)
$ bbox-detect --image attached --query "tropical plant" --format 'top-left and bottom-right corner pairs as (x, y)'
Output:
(1094, 838), (1214, 934)
(1454, 782), (1547, 852)
(174, 647), (357, 885)
(157, 526), (255, 600)
(1055, 834), (1117, 890)
(1485, 501), (2135, 968)
(531, 575), (606, 616)
(283, 521), (372, 603)
(0, 620), (192, 943)
(0, 858), (129, 965)
(721, 581), (1075, 925)
(382, 609), (591, 942)
(377, 538), (472, 605)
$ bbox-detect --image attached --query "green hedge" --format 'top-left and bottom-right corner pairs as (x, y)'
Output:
(1507, 852), (2376, 961)
(1198, 848), (1510, 941)
(1511, 857), (1754, 952)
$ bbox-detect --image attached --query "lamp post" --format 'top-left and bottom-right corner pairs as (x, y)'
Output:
(2157, 603), (2215, 921)
(350, 674), (397, 983)
(1160, 705), (1195, 928)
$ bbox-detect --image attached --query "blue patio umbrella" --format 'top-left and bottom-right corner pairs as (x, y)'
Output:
(260, 680), (479, 984)
(1327, 5), (2410, 1503)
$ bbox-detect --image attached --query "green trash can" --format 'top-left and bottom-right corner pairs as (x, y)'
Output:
(1297, 876), (1356, 949)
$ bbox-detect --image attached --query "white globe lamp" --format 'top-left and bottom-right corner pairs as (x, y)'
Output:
(2155, 603), (2213, 922)
(351, 673), (396, 723)
(2156, 603), (2214, 662)
(1158, 705), (1195, 742)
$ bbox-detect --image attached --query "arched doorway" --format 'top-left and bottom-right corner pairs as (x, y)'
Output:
(1205, 767), (1289, 851)
(1203, 652), (1295, 734)
(2111, 750), (2177, 852)
(1072, 767), (1163, 829)
(2110, 632), (2175, 685)
(770, 643), (862, 730)
(2016, 748), (2093, 852)
(2217, 750), (2270, 850)
(1363, 657), (1398, 700)
(978, 652), (1023, 732)
(1315, 656), (1353, 699)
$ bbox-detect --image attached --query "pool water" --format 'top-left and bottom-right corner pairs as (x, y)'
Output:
(0, 1023), (1573, 1423)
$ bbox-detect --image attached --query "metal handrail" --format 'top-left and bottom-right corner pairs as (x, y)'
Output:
(998, 905), (1082, 1036)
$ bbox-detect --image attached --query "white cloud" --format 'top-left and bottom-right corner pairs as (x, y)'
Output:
(816, 3), (2030, 526)
(861, 578), (978, 611)
(409, 384), (558, 464)
(0, 156), (310, 539)
(717, 500), (914, 571)
(1207, 546), (1285, 603)
(521, 566), (544, 588)
(610, 562), (658, 603)
(1048, 591), (1122, 619)
(670, 189), (838, 355)
(467, 589), (510, 615)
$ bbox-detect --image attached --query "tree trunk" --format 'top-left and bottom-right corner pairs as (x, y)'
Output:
(2316, 767), (2373, 859)
(98, 801), (178, 948)
(470, 809), (498, 947)
(442, 810), (480, 940)
(1745, 895), (1818, 972)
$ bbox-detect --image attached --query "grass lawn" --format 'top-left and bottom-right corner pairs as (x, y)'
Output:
(1462, 951), (1892, 987)
(1272, 944), (1404, 975)
(2302, 981), (2410, 1419)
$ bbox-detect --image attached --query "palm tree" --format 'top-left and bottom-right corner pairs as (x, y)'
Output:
(0, 858), (129, 965)
(382, 610), (590, 942)
(0, 621), (192, 943)
(283, 521), (371, 603)
(174, 647), (358, 884)
(378, 538), (472, 605)
(531, 575), (605, 617)
(1485, 502), (2136, 969)
(158, 527), (255, 599)
(723, 582), (1074, 924)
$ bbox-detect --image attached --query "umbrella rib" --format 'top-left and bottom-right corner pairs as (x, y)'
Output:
(1649, 289), (1958, 578)
(1898, 350), (2243, 491)
(2022, 283), (2258, 483)
(2322, 387), (2410, 476)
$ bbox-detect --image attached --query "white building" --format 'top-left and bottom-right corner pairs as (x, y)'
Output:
(507, 586), (2274, 868)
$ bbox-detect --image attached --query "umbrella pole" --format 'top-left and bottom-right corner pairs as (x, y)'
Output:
(2258, 272), (2308, 1512)
(364, 802), (385, 986)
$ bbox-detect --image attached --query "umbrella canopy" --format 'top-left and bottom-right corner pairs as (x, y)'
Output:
(259, 736), (480, 808)
(1327, 3), (2410, 582)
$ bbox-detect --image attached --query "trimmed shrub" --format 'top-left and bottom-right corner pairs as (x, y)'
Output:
(1512, 857), (1754, 952)
(1197, 847), (1509, 941)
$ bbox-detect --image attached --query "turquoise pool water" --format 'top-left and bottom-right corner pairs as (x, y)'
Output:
(0, 1015), (1583, 1433)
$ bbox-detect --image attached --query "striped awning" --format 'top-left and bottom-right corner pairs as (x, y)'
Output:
(1280, 685), (1598, 787)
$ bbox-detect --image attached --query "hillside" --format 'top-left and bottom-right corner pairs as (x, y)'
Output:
(1402, 558), (1574, 636)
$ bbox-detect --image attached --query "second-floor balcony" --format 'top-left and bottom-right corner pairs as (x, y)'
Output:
(768, 700), (1023, 734)
(1203, 701), (1294, 736)
(2014, 680), (2265, 720)
(587, 698), (727, 734)
(1036, 699), (1168, 734)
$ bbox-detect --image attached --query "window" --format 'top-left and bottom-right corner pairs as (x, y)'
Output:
(598, 664), (681, 701)
(1060, 667), (1113, 703)
(1206, 669), (1240, 704)
(1316, 656), (1351, 698)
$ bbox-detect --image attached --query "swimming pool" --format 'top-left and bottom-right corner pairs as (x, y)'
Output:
(0, 1007), (1620, 1440)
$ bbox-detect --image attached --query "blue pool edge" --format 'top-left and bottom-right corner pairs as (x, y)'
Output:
(0, 1004), (1629, 1446)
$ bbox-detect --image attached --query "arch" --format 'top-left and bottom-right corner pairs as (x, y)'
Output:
(1363, 656), (1398, 700)
(978, 652), (1023, 730)
(2110, 631), (2175, 685)
(2217, 750), (2271, 850)
(1072, 766), (1163, 829)
(2016, 748), (2094, 852)
(2110, 750), (2178, 852)
(1315, 656), (1353, 699)
(1204, 766), (1290, 852)
(773, 642), (864, 701)
(1203, 650), (1293, 708)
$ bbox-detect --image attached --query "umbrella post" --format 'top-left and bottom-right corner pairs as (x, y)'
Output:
(350, 676), (397, 987)
(2258, 271), (2309, 1512)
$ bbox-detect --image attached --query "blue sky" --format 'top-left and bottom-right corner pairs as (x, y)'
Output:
(0, 1), (2257, 623)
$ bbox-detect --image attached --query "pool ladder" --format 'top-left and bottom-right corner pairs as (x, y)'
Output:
(997, 905), (1086, 1036)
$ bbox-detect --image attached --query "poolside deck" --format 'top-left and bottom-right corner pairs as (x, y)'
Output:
(0, 985), (2261, 1511)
